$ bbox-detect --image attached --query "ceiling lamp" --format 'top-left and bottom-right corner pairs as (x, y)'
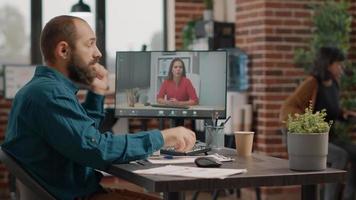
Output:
(69, 0), (94, 31)
(71, 0), (91, 12)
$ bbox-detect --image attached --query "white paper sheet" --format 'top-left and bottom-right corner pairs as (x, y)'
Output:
(134, 165), (247, 179)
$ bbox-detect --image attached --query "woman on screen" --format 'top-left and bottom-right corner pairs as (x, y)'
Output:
(157, 58), (199, 106)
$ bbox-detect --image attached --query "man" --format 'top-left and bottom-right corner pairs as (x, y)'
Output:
(2, 15), (196, 200)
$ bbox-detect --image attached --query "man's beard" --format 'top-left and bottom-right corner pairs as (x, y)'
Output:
(67, 53), (97, 85)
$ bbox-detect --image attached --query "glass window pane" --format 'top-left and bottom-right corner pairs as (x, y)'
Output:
(0, 0), (30, 64)
(42, 0), (96, 30)
(0, 0), (30, 93)
(106, 0), (164, 71)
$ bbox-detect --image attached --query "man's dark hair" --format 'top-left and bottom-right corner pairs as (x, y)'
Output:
(40, 15), (83, 63)
(167, 57), (186, 80)
(312, 46), (345, 81)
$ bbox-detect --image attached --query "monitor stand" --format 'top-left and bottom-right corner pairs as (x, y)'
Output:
(156, 118), (185, 130)
(169, 118), (205, 142)
(99, 108), (119, 132)
(171, 118), (184, 127)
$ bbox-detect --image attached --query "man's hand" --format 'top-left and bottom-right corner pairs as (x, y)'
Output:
(90, 64), (109, 95)
(161, 126), (196, 152)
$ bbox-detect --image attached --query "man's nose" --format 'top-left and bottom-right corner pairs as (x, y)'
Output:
(94, 45), (102, 59)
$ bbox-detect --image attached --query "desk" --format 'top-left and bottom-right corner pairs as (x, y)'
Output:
(106, 148), (346, 200)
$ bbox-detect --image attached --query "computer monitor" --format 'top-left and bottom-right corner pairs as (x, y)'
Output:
(115, 51), (227, 119)
(3, 65), (36, 99)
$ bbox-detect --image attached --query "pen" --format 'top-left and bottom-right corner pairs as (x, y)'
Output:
(211, 113), (214, 126)
(213, 112), (219, 127)
(220, 116), (231, 127)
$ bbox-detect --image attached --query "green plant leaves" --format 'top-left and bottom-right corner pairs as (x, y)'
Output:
(294, 0), (351, 72)
(287, 104), (331, 134)
(182, 20), (196, 50)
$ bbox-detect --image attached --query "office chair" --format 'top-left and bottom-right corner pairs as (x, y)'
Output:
(0, 147), (56, 200)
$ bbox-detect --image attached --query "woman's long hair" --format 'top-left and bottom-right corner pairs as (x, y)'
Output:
(167, 58), (186, 80)
(312, 46), (345, 81)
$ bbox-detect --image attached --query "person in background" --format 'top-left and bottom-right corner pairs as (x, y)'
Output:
(280, 46), (356, 200)
(1, 15), (196, 200)
(157, 57), (199, 106)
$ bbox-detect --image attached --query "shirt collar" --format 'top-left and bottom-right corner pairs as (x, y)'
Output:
(34, 66), (79, 94)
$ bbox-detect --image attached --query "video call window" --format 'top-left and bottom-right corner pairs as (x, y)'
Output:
(115, 51), (227, 119)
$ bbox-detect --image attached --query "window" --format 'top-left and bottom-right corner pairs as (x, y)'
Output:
(42, 0), (96, 29)
(0, 0), (31, 93)
(106, 0), (164, 72)
(0, 0), (30, 64)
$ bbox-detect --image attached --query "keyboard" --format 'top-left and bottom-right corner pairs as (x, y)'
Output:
(160, 142), (211, 156)
(151, 103), (190, 109)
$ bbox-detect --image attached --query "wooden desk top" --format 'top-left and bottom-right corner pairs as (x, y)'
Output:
(106, 148), (346, 192)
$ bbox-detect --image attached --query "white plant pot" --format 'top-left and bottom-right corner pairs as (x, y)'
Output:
(287, 132), (329, 171)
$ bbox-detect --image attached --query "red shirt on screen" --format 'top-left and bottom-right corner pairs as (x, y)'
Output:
(157, 77), (198, 103)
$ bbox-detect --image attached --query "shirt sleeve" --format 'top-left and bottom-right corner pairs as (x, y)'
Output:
(186, 79), (199, 102)
(157, 80), (167, 99)
(81, 91), (105, 129)
(39, 94), (164, 170)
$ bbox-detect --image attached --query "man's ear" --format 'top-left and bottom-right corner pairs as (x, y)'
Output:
(55, 41), (71, 60)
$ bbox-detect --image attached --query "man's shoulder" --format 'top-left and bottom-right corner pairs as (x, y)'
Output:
(18, 77), (73, 102)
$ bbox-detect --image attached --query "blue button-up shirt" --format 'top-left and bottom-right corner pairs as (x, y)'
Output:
(2, 66), (164, 200)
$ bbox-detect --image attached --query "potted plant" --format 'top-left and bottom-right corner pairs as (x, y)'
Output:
(286, 104), (331, 171)
(293, 1), (356, 161)
(182, 20), (196, 50)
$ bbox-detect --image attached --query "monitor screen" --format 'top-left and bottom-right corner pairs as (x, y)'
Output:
(115, 51), (227, 119)
(3, 65), (36, 99)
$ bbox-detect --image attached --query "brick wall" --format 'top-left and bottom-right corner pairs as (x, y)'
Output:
(0, 99), (11, 199)
(234, 0), (356, 199)
(346, 1), (356, 143)
(234, 1), (313, 199)
(343, 2), (356, 142)
(235, 0), (314, 158)
(175, 0), (205, 49)
(350, 2), (356, 66)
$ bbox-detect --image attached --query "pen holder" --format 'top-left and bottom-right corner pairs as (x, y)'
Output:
(205, 125), (225, 149)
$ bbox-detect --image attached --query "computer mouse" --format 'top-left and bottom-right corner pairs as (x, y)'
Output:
(194, 157), (222, 168)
